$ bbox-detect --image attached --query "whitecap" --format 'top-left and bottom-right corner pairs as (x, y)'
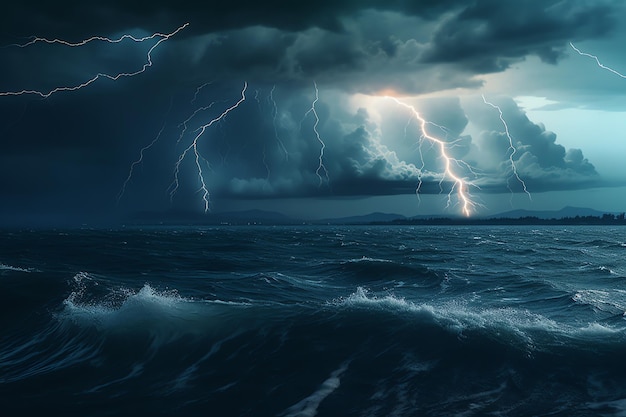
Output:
(0, 263), (34, 273)
(60, 282), (246, 335)
(343, 256), (393, 264)
(332, 287), (626, 349)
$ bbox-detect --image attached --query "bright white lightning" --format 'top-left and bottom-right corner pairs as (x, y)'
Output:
(481, 95), (531, 200)
(176, 100), (223, 145)
(570, 42), (626, 79)
(170, 82), (248, 212)
(302, 82), (330, 187)
(386, 96), (476, 217)
(0, 23), (189, 98)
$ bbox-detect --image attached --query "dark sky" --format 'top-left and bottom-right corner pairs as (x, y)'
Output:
(1, 0), (625, 225)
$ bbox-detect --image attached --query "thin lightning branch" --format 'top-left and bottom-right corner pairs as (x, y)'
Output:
(7, 28), (183, 48)
(176, 100), (222, 144)
(262, 145), (271, 181)
(482, 95), (531, 200)
(302, 81), (330, 187)
(254, 89), (261, 108)
(191, 81), (213, 104)
(251, 89), (271, 180)
(169, 82), (248, 212)
(269, 85), (289, 161)
(386, 96), (475, 217)
(570, 42), (626, 79)
(117, 98), (173, 204)
(0, 23), (189, 98)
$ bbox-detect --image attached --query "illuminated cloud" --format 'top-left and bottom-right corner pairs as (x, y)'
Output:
(0, 0), (623, 221)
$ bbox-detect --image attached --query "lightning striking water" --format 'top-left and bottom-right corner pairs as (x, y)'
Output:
(386, 96), (476, 216)
(482, 95), (531, 200)
(570, 42), (626, 79)
(170, 82), (248, 212)
(1, 23), (189, 98)
(302, 82), (330, 187)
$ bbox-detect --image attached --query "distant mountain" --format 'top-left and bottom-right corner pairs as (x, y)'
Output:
(126, 206), (619, 226)
(489, 206), (612, 220)
(319, 212), (407, 224)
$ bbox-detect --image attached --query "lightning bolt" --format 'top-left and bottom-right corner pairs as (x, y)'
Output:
(254, 89), (261, 108)
(482, 95), (531, 200)
(302, 82), (330, 187)
(269, 85), (289, 161)
(251, 88), (271, 180)
(117, 102), (172, 204)
(0, 23), (189, 98)
(169, 82), (248, 212)
(386, 96), (476, 217)
(191, 81), (213, 104)
(570, 42), (626, 79)
(262, 146), (271, 181)
(176, 100), (223, 145)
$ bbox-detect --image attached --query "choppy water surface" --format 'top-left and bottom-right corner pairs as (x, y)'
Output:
(2, 225), (626, 416)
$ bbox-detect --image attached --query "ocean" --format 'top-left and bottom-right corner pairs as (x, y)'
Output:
(2, 225), (626, 416)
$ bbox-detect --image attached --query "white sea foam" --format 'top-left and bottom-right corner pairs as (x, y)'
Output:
(344, 256), (393, 264)
(333, 287), (625, 347)
(0, 263), (34, 273)
(573, 289), (626, 314)
(61, 277), (247, 334)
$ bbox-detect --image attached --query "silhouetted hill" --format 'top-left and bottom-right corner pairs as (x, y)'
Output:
(125, 206), (623, 226)
(489, 206), (610, 220)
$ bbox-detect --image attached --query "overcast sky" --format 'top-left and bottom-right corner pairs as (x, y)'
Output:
(1, 0), (625, 224)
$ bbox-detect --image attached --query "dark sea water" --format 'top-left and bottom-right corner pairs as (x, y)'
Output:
(2, 225), (626, 416)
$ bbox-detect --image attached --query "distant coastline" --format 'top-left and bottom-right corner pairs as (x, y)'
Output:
(363, 213), (626, 226)
(124, 209), (626, 227)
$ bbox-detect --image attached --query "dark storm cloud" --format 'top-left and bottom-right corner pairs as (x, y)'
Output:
(0, 0), (621, 222)
(421, 0), (615, 69)
(167, 87), (602, 203)
(1, 0), (459, 38)
(171, 86), (426, 201)
(2, 1), (619, 94)
(462, 96), (600, 193)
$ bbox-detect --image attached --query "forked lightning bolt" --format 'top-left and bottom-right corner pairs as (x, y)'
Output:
(570, 42), (626, 79)
(177, 100), (223, 145)
(302, 82), (330, 187)
(0, 23), (189, 98)
(170, 82), (248, 212)
(386, 96), (476, 217)
(481, 95), (531, 200)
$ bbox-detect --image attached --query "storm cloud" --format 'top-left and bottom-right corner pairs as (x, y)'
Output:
(1, 0), (619, 94)
(0, 0), (622, 222)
